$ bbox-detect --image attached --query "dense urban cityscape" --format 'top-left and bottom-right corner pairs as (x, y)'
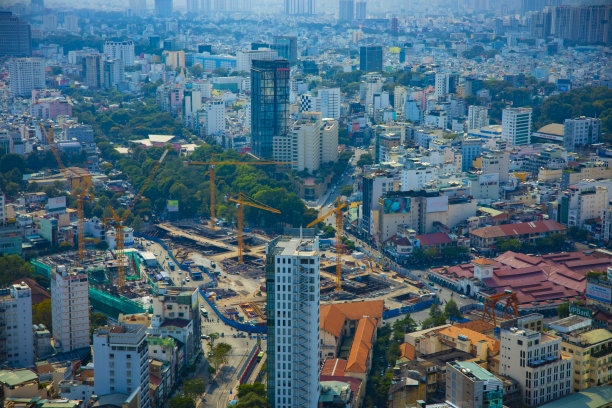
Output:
(1, 0), (612, 407)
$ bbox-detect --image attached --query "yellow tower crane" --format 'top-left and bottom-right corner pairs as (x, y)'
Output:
(227, 192), (280, 264)
(307, 197), (348, 291)
(185, 155), (292, 230)
(39, 123), (92, 261)
(106, 147), (170, 289)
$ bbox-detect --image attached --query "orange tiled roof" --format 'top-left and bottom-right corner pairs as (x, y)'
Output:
(437, 325), (500, 354)
(453, 320), (496, 333)
(320, 300), (384, 337)
(346, 317), (377, 373)
(472, 258), (496, 265)
(399, 343), (416, 360)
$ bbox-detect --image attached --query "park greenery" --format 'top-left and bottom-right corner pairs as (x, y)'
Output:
(0, 254), (38, 286)
(421, 301), (462, 329)
(209, 342), (232, 372)
(236, 383), (268, 407)
(496, 233), (567, 254)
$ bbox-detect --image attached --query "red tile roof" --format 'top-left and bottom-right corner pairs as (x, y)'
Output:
(321, 359), (347, 377)
(346, 317), (377, 373)
(470, 220), (566, 239)
(415, 232), (452, 246)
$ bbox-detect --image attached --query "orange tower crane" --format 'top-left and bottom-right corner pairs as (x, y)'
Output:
(106, 147), (170, 289)
(307, 197), (348, 291)
(227, 192), (280, 264)
(481, 290), (519, 326)
(185, 155), (292, 229)
(39, 123), (92, 261)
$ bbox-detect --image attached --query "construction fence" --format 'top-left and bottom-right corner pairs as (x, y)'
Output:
(199, 288), (267, 334)
(382, 298), (436, 320)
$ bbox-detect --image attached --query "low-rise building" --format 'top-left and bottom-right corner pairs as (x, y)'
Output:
(446, 361), (503, 408)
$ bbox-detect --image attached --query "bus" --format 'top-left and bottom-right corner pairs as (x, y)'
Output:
(257, 351), (264, 362)
(168, 261), (175, 270)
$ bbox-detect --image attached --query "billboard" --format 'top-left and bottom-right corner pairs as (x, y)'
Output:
(586, 282), (612, 304)
(167, 200), (179, 212)
(426, 196), (449, 213)
(383, 197), (411, 214)
(479, 173), (499, 186)
(48, 196), (66, 210)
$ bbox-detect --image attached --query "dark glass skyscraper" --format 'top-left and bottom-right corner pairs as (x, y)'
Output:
(0, 12), (31, 57)
(251, 59), (290, 159)
(272, 36), (298, 63)
(154, 0), (173, 17)
(360, 45), (383, 72)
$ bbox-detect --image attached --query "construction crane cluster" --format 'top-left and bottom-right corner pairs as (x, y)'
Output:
(185, 155), (292, 230)
(228, 192), (280, 264)
(105, 147), (170, 289)
(39, 123), (92, 261)
(307, 198), (348, 291)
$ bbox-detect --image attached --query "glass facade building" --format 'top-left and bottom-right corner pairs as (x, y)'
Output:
(251, 59), (290, 158)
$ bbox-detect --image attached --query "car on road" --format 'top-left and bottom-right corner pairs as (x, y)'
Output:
(165, 255), (169, 260)
(186, 277), (190, 282)
(460, 295), (467, 299)
(201, 334), (210, 340)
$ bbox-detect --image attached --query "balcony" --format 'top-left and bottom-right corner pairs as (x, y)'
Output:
(527, 355), (559, 368)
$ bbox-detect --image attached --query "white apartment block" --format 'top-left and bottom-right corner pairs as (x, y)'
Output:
(320, 118), (339, 164)
(434, 72), (449, 100)
(401, 166), (438, 191)
(200, 99), (225, 139)
(361, 73), (383, 106)
(182, 89), (202, 127)
(567, 185), (607, 228)
(299, 88), (341, 120)
(103, 41), (135, 67)
(266, 237), (320, 408)
(274, 112), (338, 173)
(51, 265), (90, 353)
(8, 58), (45, 97)
(236, 49), (278, 72)
(502, 107), (532, 146)
(563, 117), (601, 150)
(94, 325), (150, 408)
(467, 105), (489, 131)
(0, 283), (34, 368)
(481, 149), (510, 183)
(500, 320), (573, 407)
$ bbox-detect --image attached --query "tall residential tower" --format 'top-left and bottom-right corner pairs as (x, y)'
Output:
(266, 237), (320, 407)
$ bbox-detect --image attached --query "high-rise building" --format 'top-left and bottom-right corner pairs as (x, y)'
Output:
(272, 36), (298, 63)
(434, 72), (450, 100)
(8, 58), (45, 97)
(103, 59), (125, 89)
(0, 283), (34, 368)
(499, 318), (572, 407)
(31, 0), (45, 13)
(82, 54), (104, 89)
(63, 15), (79, 32)
(339, 0), (354, 21)
(563, 117), (601, 151)
(299, 88), (340, 120)
(467, 105), (489, 131)
(93, 325), (150, 408)
(266, 236), (320, 408)
(103, 41), (135, 67)
(446, 361), (503, 408)
(236, 49), (278, 72)
(502, 107), (532, 146)
(362, 171), (394, 235)
(273, 112), (338, 172)
(51, 265), (90, 353)
(201, 99), (225, 140)
(155, 0), (173, 17)
(355, 0), (366, 19)
(550, 5), (612, 45)
(251, 59), (290, 158)
(0, 12), (32, 57)
(285, 0), (314, 15)
(359, 45), (382, 72)
(461, 136), (483, 172)
(481, 149), (510, 183)
(128, 0), (147, 15)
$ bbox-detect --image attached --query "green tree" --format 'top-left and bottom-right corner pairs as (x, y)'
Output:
(498, 237), (522, 252)
(557, 302), (570, 319)
(421, 302), (447, 328)
(0, 254), (34, 287)
(339, 184), (353, 197)
(182, 379), (205, 398)
(209, 342), (232, 371)
(392, 313), (417, 340)
(236, 383), (268, 407)
(357, 153), (373, 167)
(32, 299), (52, 329)
(168, 396), (195, 408)
(188, 64), (204, 78)
(444, 299), (462, 320)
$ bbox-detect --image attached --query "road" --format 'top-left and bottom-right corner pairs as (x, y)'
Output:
(140, 238), (261, 407)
